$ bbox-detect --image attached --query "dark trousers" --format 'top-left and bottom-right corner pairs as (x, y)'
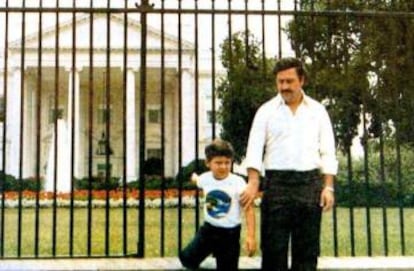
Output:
(261, 170), (322, 271)
(179, 222), (241, 271)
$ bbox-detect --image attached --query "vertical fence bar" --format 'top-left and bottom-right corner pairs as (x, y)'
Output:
(69, 0), (77, 257)
(0, 0), (8, 258)
(391, 11), (406, 257)
(34, 0), (44, 257)
(122, 0), (128, 256)
(277, 0), (281, 59)
(376, 55), (389, 255)
(244, 0), (248, 65)
(193, 0), (200, 233)
(177, 0), (183, 253)
(86, 0), (94, 257)
(85, 0), (95, 256)
(346, 146), (355, 256)
(51, 1), (60, 257)
(104, 2), (112, 256)
(343, 7), (356, 257)
(17, 0), (27, 257)
(394, 85), (405, 256)
(260, 0), (266, 73)
(325, 0), (339, 257)
(136, 0), (152, 258)
(160, 0), (166, 257)
(0, 0), (9, 258)
(379, 125), (389, 256)
(210, 0), (216, 139)
(362, 105), (372, 256)
(394, 72), (408, 256)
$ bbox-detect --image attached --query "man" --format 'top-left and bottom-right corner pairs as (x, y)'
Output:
(241, 57), (338, 271)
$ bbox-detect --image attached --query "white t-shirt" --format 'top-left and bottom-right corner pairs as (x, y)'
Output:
(197, 171), (247, 228)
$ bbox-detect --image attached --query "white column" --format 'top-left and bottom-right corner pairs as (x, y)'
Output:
(181, 68), (196, 166)
(6, 68), (22, 177)
(63, 67), (81, 188)
(126, 68), (137, 182)
(23, 78), (36, 178)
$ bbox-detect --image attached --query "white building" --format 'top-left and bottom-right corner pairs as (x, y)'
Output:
(0, 13), (220, 190)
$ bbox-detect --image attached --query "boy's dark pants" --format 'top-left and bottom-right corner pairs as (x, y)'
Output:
(261, 169), (323, 271)
(179, 222), (241, 271)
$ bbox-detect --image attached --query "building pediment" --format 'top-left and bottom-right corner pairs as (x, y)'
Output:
(9, 13), (194, 52)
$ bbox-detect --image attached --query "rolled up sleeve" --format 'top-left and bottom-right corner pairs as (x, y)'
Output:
(319, 109), (338, 175)
(245, 107), (267, 174)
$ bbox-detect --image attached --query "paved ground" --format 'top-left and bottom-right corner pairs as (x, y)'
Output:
(1, 256), (414, 270)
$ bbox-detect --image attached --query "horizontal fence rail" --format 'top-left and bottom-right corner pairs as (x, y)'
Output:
(0, 0), (413, 260)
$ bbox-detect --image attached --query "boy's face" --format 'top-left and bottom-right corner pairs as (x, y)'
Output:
(206, 156), (232, 180)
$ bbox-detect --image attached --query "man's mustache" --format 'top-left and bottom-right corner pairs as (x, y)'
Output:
(281, 89), (292, 93)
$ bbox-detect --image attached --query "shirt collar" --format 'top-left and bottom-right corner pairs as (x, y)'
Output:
(274, 89), (309, 108)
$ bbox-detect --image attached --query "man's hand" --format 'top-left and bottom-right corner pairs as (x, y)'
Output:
(240, 184), (258, 208)
(241, 168), (260, 208)
(320, 187), (335, 212)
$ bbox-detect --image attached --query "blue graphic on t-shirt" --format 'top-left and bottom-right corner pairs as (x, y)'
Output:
(205, 190), (231, 218)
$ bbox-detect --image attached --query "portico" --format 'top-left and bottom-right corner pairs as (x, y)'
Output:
(2, 13), (206, 190)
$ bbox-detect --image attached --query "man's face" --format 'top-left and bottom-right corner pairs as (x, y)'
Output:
(275, 67), (305, 105)
(206, 156), (232, 180)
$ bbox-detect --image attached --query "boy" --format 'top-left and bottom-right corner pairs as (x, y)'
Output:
(179, 139), (256, 271)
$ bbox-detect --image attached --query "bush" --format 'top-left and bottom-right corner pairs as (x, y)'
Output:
(335, 142), (414, 207)
(174, 159), (209, 189)
(142, 158), (163, 176)
(75, 176), (120, 190)
(126, 176), (175, 190)
(0, 172), (43, 191)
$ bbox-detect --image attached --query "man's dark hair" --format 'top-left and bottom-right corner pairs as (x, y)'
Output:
(205, 139), (234, 161)
(272, 57), (307, 80)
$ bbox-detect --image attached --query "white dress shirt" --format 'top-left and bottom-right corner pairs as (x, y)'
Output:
(245, 93), (338, 175)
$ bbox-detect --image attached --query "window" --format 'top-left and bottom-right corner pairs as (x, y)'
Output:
(98, 108), (111, 124)
(148, 109), (160, 124)
(47, 95), (64, 124)
(97, 163), (112, 178)
(0, 97), (4, 122)
(147, 148), (162, 159)
(207, 110), (214, 124)
(49, 108), (63, 124)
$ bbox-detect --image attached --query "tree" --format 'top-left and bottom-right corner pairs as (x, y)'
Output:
(285, 0), (414, 152)
(216, 31), (275, 162)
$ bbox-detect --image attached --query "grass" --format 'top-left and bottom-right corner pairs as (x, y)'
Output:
(1, 207), (413, 258)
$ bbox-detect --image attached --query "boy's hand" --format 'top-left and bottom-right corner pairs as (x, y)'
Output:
(190, 173), (199, 184)
(245, 237), (256, 257)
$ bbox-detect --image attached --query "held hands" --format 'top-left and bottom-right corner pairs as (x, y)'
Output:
(320, 186), (335, 212)
(240, 183), (258, 209)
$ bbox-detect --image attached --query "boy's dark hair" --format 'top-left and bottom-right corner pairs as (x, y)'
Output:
(205, 139), (234, 161)
(272, 57), (307, 80)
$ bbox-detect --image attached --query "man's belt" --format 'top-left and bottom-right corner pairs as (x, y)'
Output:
(265, 169), (320, 185)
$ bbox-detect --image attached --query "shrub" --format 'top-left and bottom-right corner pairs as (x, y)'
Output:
(75, 176), (120, 190)
(126, 176), (175, 190)
(142, 158), (163, 176)
(0, 172), (43, 191)
(174, 159), (209, 189)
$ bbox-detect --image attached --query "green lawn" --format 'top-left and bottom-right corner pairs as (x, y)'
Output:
(1, 207), (413, 258)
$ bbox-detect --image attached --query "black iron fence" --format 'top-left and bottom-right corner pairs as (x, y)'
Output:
(0, 0), (413, 259)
